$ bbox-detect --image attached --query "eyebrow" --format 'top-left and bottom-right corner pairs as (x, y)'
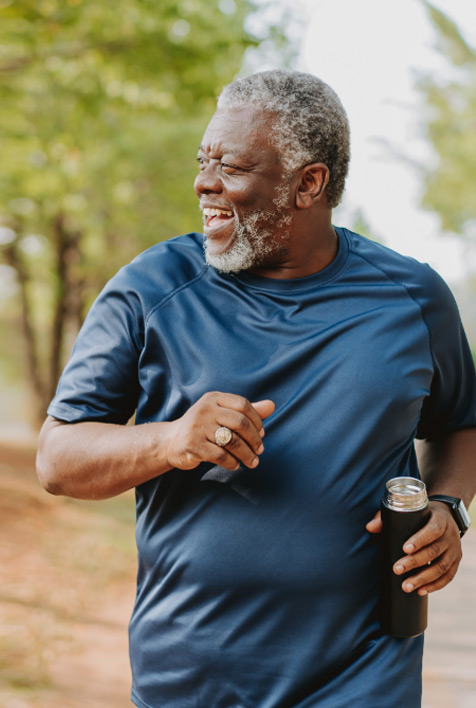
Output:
(197, 144), (254, 163)
(196, 142), (261, 172)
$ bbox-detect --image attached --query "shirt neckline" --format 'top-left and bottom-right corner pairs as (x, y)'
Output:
(231, 226), (350, 292)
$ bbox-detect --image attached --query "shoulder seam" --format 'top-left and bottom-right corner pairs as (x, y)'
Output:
(145, 264), (209, 326)
(352, 248), (434, 365)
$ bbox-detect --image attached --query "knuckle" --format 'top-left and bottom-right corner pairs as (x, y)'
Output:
(203, 391), (218, 405)
(183, 451), (197, 467)
(229, 436), (242, 451)
(235, 413), (249, 430)
(435, 557), (450, 575)
(428, 543), (442, 561)
(235, 395), (248, 410)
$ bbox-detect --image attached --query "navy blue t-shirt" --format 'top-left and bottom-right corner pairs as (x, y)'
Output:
(48, 228), (476, 707)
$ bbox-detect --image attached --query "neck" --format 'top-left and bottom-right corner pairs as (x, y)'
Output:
(249, 212), (337, 280)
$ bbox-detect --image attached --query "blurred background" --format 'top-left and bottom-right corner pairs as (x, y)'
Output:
(0, 1), (475, 706)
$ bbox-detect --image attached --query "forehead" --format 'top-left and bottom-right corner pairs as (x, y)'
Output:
(200, 107), (278, 160)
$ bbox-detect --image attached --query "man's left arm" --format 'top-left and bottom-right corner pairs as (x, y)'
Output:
(367, 428), (476, 595)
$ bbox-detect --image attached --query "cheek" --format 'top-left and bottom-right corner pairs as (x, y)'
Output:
(235, 192), (273, 217)
(230, 187), (253, 206)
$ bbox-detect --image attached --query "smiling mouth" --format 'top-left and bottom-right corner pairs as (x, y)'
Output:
(202, 207), (234, 230)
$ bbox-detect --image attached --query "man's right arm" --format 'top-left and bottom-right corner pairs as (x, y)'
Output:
(37, 393), (275, 500)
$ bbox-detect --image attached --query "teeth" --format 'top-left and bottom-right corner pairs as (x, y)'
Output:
(202, 207), (233, 217)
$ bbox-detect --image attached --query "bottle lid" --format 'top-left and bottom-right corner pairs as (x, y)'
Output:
(383, 477), (428, 511)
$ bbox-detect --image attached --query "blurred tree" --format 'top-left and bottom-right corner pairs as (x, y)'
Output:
(418, 2), (476, 239)
(0, 0), (288, 424)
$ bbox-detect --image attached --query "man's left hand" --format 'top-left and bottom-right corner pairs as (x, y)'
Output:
(366, 501), (462, 595)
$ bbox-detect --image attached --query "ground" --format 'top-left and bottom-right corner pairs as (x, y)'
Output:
(0, 441), (475, 708)
(0, 441), (136, 708)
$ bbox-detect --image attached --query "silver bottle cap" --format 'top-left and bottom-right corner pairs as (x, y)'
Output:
(383, 477), (428, 512)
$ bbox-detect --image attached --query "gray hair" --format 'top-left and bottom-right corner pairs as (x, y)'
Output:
(217, 70), (350, 209)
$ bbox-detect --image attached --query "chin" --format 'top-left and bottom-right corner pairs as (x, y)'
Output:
(203, 236), (258, 273)
(205, 249), (255, 274)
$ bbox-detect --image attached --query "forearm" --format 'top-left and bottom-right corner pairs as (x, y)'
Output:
(416, 428), (476, 508)
(37, 416), (175, 500)
(37, 394), (274, 501)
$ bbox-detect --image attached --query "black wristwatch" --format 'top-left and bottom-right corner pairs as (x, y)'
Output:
(428, 495), (471, 537)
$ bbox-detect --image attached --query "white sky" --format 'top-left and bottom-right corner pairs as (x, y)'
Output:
(299, 0), (475, 284)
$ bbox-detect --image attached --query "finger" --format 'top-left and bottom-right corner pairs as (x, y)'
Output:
(402, 511), (448, 554)
(217, 393), (268, 438)
(400, 551), (460, 594)
(220, 432), (261, 469)
(251, 399), (276, 424)
(366, 510), (382, 534)
(394, 535), (451, 574)
(416, 559), (460, 595)
(203, 440), (244, 472)
(207, 423), (261, 470)
(214, 409), (265, 455)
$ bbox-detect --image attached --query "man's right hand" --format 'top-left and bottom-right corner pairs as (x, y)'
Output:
(164, 392), (275, 472)
(37, 393), (275, 500)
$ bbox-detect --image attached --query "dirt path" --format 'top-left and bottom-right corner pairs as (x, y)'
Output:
(0, 442), (136, 708)
(1, 441), (475, 707)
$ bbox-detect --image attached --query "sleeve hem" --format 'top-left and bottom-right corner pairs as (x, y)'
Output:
(47, 401), (132, 425)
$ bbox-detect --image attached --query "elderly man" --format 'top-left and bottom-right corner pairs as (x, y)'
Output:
(38, 70), (476, 707)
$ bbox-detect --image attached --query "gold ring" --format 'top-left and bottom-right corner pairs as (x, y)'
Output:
(215, 427), (232, 447)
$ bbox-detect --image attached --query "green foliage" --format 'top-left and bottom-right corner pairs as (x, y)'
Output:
(417, 2), (476, 237)
(0, 0), (259, 281)
(0, 0), (289, 419)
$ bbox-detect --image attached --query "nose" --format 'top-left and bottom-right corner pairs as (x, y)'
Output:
(194, 162), (222, 197)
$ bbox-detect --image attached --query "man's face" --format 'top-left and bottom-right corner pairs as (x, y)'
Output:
(194, 107), (295, 273)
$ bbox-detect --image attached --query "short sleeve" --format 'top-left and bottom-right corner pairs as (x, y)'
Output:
(47, 270), (143, 424)
(416, 266), (476, 439)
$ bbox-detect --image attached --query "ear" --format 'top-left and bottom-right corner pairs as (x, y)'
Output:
(295, 163), (330, 209)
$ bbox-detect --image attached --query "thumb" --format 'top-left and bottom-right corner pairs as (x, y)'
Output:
(252, 399), (276, 421)
(366, 510), (382, 534)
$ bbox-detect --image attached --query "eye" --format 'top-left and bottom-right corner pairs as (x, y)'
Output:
(220, 161), (241, 173)
(196, 156), (207, 170)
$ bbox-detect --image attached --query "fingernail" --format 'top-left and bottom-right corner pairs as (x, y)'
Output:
(404, 582), (414, 593)
(394, 565), (404, 574)
(260, 428), (265, 438)
(404, 543), (415, 553)
(257, 443), (264, 454)
(418, 589), (428, 596)
(251, 457), (259, 468)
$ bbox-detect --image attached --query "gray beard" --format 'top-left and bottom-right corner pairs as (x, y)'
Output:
(204, 209), (292, 274)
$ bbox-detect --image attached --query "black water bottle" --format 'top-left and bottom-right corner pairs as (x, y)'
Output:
(380, 477), (431, 638)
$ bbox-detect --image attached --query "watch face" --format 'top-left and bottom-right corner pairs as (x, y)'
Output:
(457, 500), (472, 530)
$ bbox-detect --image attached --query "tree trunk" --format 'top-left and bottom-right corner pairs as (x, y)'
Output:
(5, 215), (85, 428)
(48, 214), (84, 402)
(4, 242), (47, 424)
(48, 214), (69, 403)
